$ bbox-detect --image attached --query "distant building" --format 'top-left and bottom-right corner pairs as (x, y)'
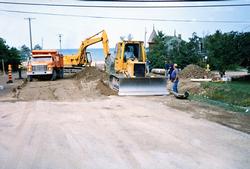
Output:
(147, 27), (183, 54)
(165, 33), (182, 51)
(148, 26), (157, 50)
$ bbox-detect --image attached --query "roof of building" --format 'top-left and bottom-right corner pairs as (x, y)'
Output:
(148, 27), (157, 43)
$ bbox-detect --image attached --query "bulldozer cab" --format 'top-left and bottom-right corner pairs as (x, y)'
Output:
(123, 43), (143, 62)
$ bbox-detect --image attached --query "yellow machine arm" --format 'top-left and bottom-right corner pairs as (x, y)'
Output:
(64, 30), (110, 67)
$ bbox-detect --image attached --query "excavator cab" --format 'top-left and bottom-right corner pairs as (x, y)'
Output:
(86, 52), (92, 65)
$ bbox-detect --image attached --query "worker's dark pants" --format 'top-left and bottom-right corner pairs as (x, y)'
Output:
(172, 80), (179, 93)
(18, 69), (22, 79)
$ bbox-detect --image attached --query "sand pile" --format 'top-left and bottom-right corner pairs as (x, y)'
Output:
(179, 64), (212, 79)
(74, 67), (117, 96)
(74, 67), (108, 81)
(96, 80), (117, 96)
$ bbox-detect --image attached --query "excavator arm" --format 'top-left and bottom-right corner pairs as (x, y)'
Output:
(64, 30), (110, 67)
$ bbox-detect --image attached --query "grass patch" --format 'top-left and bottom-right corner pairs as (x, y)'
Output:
(190, 95), (248, 113)
(191, 81), (250, 113)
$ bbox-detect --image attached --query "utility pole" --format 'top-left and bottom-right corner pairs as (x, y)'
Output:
(144, 27), (147, 47)
(58, 34), (63, 52)
(24, 18), (35, 52)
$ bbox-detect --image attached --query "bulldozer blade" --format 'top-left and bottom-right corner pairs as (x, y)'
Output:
(118, 77), (168, 96)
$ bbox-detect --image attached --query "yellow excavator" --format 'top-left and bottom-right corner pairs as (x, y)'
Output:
(63, 30), (110, 72)
(65, 30), (167, 95)
(105, 40), (167, 95)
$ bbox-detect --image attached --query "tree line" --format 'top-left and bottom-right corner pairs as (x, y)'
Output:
(147, 30), (250, 76)
(1, 31), (250, 74)
(0, 37), (42, 71)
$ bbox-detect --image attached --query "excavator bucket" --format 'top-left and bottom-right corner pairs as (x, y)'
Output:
(118, 77), (168, 96)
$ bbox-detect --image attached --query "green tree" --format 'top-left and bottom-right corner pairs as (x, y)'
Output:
(147, 30), (249, 73)
(171, 40), (189, 68)
(186, 32), (204, 67)
(204, 30), (241, 76)
(0, 38), (9, 60)
(33, 44), (42, 50)
(237, 32), (250, 72)
(20, 45), (30, 61)
(148, 31), (168, 68)
(148, 31), (203, 69)
(0, 37), (21, 71)
(7, 47), (20, 70)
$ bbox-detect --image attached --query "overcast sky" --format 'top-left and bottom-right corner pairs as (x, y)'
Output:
(0, 0), (250, 49)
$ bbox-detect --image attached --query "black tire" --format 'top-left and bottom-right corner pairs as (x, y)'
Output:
(60, 69), (64, 79)
(57, 69), (63, 79)
(56, 70), (60, 79)
(51, 70), (57, 81)
(27, 75), (33, 82)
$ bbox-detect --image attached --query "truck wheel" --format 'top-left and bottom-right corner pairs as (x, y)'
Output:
(27, 75), (33, 82)
(60, 69), (64, 79)
(56, 70), (59, 79)
(51, 70), (57, 81)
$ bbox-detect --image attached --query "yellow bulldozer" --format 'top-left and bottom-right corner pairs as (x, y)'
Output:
(105, 40), (167, 95)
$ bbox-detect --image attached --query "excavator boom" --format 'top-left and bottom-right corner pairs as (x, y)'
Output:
(64, 30), (110, 68)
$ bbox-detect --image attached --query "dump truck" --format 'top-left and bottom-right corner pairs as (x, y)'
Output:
(105, 40), (167, 95)
(27, 50), (64, 81)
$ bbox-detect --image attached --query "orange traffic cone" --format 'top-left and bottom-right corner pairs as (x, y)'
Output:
(7, 64), (13, 83)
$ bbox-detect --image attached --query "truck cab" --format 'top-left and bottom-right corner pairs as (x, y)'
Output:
(27, 50), (64, 81)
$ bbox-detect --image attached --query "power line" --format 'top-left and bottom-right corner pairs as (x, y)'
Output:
(1, 9), (250, 24)
(77, 0), (227, 2)
(0, 1), (249, 8)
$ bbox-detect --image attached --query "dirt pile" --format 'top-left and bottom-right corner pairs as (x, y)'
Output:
(179, 79), (204, 94)
(74, 67), (108, 82)
(96, 80), (117, 96)
(179, 64), (212, 79)
(74, 67), (117, 96)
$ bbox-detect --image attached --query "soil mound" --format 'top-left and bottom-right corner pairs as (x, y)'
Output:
(74, 67), (107, 81)
(96, 80), (118, 96)
(74, 67), (117, 96)
(179, 64), (212, 79)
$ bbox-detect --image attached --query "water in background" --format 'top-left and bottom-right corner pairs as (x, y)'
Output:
(60, 48), (115, 61)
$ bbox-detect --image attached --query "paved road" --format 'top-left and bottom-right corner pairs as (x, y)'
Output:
(0, 97), (249, 169)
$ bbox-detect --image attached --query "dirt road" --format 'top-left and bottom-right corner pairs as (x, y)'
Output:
(0, 68), (249, 169)
(0, 99), (249, 169)
(17, 78), (102, 101)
